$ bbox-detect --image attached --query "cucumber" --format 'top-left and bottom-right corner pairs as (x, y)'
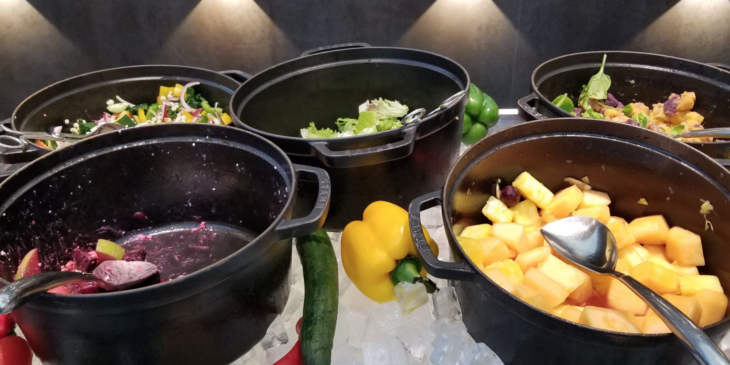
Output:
(296, 229), (338, 365)
(107, 103), (128, 114)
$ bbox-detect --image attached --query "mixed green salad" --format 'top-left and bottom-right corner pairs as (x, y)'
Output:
(301, 98), (410, 139)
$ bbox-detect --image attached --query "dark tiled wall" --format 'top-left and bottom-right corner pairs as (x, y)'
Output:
(1, 0), (729, 117)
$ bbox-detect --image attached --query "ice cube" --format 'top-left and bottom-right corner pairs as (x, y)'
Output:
(432, 286), (462, 321)
(282, 287), (304, 322)
(432, 318), (474, 348)
(332, 342), (364, 365)
(362, 337), (408, 365)
(395, 321), (435, 362)
(469, 343), (505, 365)
(370, 301), (404, 333)
(266, 345), (290, 365)
(338, 264), (351, 297)
(430, 335), (467, 365)
(394, 282), (429, 314)
(341, 311), (369, 348)
(404, 300), (434, 324)
(260, 316), (289, 350)
(290, 252), (304, 285)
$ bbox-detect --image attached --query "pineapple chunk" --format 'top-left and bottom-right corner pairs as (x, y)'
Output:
(511, 200), (541, 228)
(666, 226), (705, 266)
(537, 255), (590, 294)
(672, 262), (699, 277)
(560, 306), (583, 323)
(679, 275), (724, 296)
(628, 215), (669, 245)
(485, 259), (524, 287)
(513, 172), (554, 209)
(482, 196), (514, 223)
(456, 236), (487, 270)
(545, 185), (583, 219)
(579, 306), (641, 334)
(482, 267), (516, 294)
(606, 217), (636, 249)
(514, 284), (553, 313)
(578, 190), (611, 209)
(571, 206), (610, 224)
(617, 244), (650, 268)
(540, 210), (558, 225)
(515, 246), (551, 273)
(524, 267), (569, 308)
(630, 261), (680, 294)
(481, 237), (516, 266)
(526, 231), (544, 250)
(460, 224), (492, 240)
(694, 289), (729, 327)
(641, 310), (671, 334)
(600, 277), (649, 316)
(491, 223), (529, 254)
(662, 294), (703, 324)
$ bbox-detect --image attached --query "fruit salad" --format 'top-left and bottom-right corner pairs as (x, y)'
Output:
(456, 172), (728, 334)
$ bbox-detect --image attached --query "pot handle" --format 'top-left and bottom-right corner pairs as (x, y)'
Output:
(408, 190), (476, 281)
(708, 63), (730, 72)
(273, 164), (331, 240)
(517, 93), (548, 120)
(309, 124), (417, 168)
(301, 43), (371, 57)
(219, 70), (253, 84)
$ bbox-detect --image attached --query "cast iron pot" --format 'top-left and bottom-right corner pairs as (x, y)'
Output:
(409, 119), (730, 364)
(516, 51), (730, 164)
(0, 65), (250, 167)
(231, 43), (468, 229)
(0, 124), (330, 365)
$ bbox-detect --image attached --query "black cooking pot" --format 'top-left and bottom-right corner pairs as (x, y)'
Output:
(516, 51), (730, 164)
(0, 65), (249, 166)
(0, 124), (329, 365)
(409, 119), (730, 364)
(231, 43), (468, 229)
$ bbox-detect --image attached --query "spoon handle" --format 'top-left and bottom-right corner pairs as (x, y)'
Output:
(617, 274), (730, 365)
(0, 272), (96, 314)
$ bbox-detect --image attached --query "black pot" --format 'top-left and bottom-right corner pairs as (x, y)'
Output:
(0, 65), (249, 166)
(516, 51), (730, 165)
(0, 124), (330, 365)
(409, 119), (730, 364)
(230, 44), (468, 229)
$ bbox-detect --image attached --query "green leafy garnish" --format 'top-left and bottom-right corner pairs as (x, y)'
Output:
(552, 93), (575, 113)
(669, 125), (686, 136)
(185, 88), (205, 109)
(581, 109), (603, 119)
(586, 54), (611, 101)
(578, 84), (591, 109)
(622, 104), (633, 116)
(631, 113), (649, 128)
(78, 122), (97, 135)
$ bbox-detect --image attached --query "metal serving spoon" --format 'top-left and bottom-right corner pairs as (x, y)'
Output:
(0, 260), (159, 314)
(541, 216), (730, 365)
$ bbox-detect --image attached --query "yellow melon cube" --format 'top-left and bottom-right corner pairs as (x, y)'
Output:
(606, 217), (636, 249)
(568, 275), (594, 304)
(578, 190), (611, 209)
(553, 304), (569, 315)
(482, 196), (514, 223)
(511, 200), (541, 228)
(482, 267), (516, 294)
(515, 246), (551, 273)
(666, 226), (705, 266)
(679, 275), (724, 296)
(481, 237), (516, 266)
(663, 294), (703, 324)
(628, 215), (669, 245)
(694, 289), (729, 327)
(561, 306), (583, 323)
(491, 223), (529, 254)
(571, 206), (610, 225)
(630, 261), (680, 294)
(644, 245), (667, 261)
(634, 316), (645, 330)
(545, 185), (583, 219)
(641, 310), (671, 334)
(540, 210), (558, 225)
(524, 267), (569, 308)
(485, 259), (524, 287)
(514, 284), (553, 313)
(579, 306), (641, 334)
(512, 172), (554, 209)
(602, 278), (649, 316)
(617, 244), (650, 268)
(615, 259), (632, 275)
(672, 262), (699, 277)
(538, 255), (590, 294)
(526, 231), (544, 250)
(460, 224), (492, 240)
(647, 256), (679, 275)
(457, 236), (487, 270)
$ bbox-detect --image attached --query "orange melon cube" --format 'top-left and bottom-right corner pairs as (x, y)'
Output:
(524, 267), (569, 308)
(663, 294), (703, 324)
(628, 215), (669, 245)
(615, 259), (632, 275)
(485, 259), (524, 287)
(545, 185), (584, 219)
(644, 245), (668, 261)
(578, 190), (611, 209)
(526, 231), (544, 250)
(579, 306), (641, 334)
(602, 278), (649, 316)
(568, 274), (594, 304)
(511, 200), (541, 228)
(515, 246), (551, 273)
(482, 267), (517, 294)
(481, 237), (516, 266)
(460, 224), (492, 240)
(679, 275), (724, 296)
(630, 261), (680, 294)
(694, 289), (729, 327)
(491, 223), (529, 254)
(571, 206), (610, 225)
(666, 226), (705, 266)
(641, 310), (671, 334)
(672, 262), (699, 277)
(540, 210), (558, 225)
(606, 217), (636, 249)
(538, 255), (590, 294)
(457, 236), (487, 270)
(560, 306), (583, 323)
(512, 172), (554, 209)
(515, 284), (553, 313)
(634, 316), (645, 330)
(618, 244), (650, 268)
(482, 196), (514, 223)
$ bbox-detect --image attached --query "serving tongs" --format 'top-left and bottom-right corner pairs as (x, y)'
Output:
(673, 127), (730, 140)
(400, 90), (467, 124)
(0, 122), (123, 150)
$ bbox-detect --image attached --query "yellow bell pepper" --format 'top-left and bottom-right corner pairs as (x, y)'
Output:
(159, 86), (174, 98)
(221, 113), (232, 125)
(341, 201), (439, 303)
(137, 108), (147, 123)
(183, 111), (194, 122)
(173, 83), (185, 98)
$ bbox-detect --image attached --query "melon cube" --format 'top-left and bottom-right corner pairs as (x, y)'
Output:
(481, 237), (516, 266)
(524, 267), (569, 308)
(514, 284), (553, 313)
(485, 259), (524, 287)
(526, 231), (544, 250)
(537, 255), (590, 294)
(606, 217), (636, 249)
(460, 224), (492, 240)
(634, 316), (645, 330)
(630, 261), (680, 294)
(540, 210), (558, 225)
(666, 226), (705, 266)
(641, 310), (671, 334)
(679, 275), (724, 296)
(617, 244), (650, 268)
(579, 306), (641, 334)
(515, 246), (551, 273)
(511, 200), (541, 228)
(694, 289), (729, 327)
(571, 206), (610, 225)
(545, 185), (583, 219)
(672, 262), (699, 277)
(553, 304), (569, 315)
(662, 294), (703, 324)
(491, 223), (529, 254)
(646, 256), (679, 275)
(560, 306), (583, 323)
(603, 278), (649, 316)
(644, 245), (668, 261)
(512, 172), (554, 209)
(482, 196), (514, 223)
(628, 215), (669, 245)
(568, 275), (594, 304)
(456, 236), (487, 270)
(578, 190), (611, 209)
(482, 267), (516, 294)
(615, 259), (632, 275)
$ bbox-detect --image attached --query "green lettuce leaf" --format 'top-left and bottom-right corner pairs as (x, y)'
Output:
(300, 122), (339, 139)
(359, 98), (409, 118)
